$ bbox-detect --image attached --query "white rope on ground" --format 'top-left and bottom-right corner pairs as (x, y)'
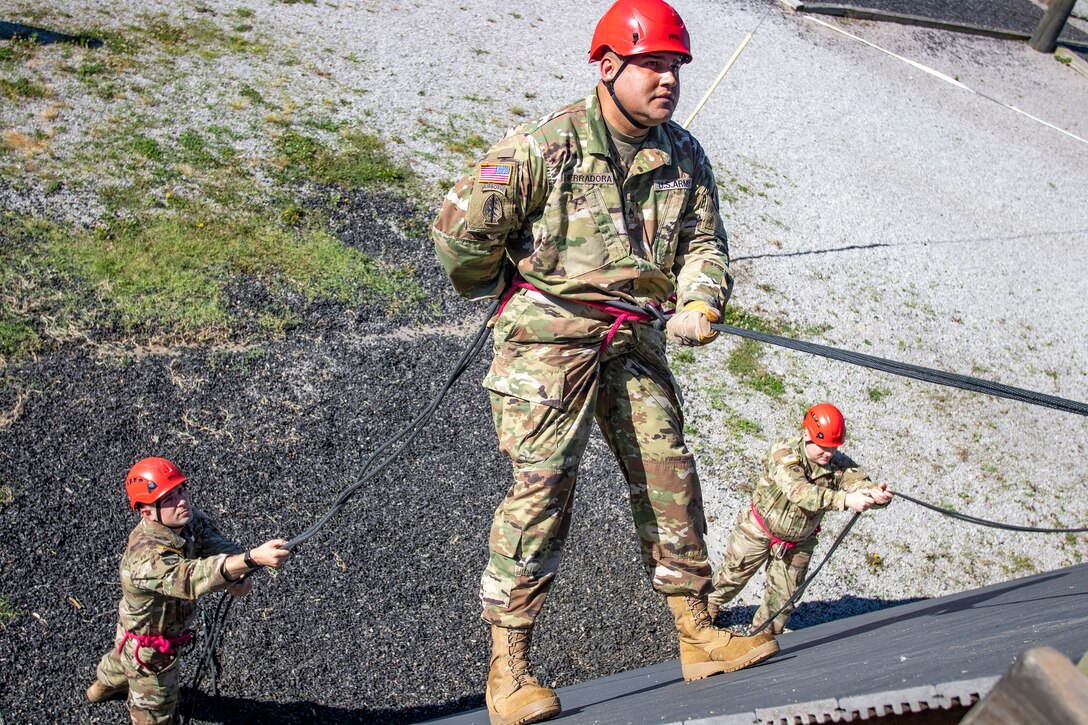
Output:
(805, 15), (1088, 146)
(684, 5), (775, 129)
(683, 33), (753, 129)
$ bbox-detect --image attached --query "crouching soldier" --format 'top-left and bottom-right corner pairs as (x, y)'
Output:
(709, 403), (893, 634)
(86, 457), (291, 724)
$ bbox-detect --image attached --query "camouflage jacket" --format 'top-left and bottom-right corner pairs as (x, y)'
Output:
(431, 90), (732, 315)
(751, 438), (878, 542)
(116, 510), (242, 638)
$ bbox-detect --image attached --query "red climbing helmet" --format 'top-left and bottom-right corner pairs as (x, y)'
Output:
(803, 403), (845, 447)
(589, 0), (692, 63)
(125, 457), (187, 510)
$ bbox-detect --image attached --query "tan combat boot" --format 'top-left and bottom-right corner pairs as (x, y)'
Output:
(486, 625), (561, 725)
(666, 594), (780, 682)
(86, 679), (128, 703)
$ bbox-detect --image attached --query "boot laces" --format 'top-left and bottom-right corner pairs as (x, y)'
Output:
(686, 596), (714, 630)
(506, 629), (537, 686)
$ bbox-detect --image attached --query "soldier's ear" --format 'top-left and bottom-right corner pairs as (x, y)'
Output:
(600, 53), (618, 82)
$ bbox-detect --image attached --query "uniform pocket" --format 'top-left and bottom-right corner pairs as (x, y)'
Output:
(540, 184), (630, 278)
(651, 188), (688, 268)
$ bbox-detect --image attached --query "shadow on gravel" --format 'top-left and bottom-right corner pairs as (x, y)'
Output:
(183, 689), (484, 724)
(0, 21), (101, 47)
(782, 572), (1073, 655)
(719, 594), (927, 632)
(734, 227), (1088, 262)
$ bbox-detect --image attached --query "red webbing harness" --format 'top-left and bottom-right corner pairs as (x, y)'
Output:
(497, 276), (656, 354)
(750, 500), (819, 553)
(119, 630), (193, 670)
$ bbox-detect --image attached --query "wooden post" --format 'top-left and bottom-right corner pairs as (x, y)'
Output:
(1029, 0), (1076, 52)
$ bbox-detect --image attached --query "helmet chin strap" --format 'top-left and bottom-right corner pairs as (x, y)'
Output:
(604, 57), (648, 131)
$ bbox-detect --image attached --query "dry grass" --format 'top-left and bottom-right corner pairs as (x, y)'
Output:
(1, 129), (51, 158)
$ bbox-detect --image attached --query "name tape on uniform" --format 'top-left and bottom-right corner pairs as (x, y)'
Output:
(561, 172), (615, 185)
(653, 178), (692, 191)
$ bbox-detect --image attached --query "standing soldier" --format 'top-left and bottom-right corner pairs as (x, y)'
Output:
(708, 403), (894, 634)
(432, 1), (778, 722)
(86, 457), (291, 724)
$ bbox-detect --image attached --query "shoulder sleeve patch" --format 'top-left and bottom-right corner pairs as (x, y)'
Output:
(157, 544), (182, 566)
(477, 162), (514, 185)
(467, 160), (521, 234)
(780, 454), (800, 466)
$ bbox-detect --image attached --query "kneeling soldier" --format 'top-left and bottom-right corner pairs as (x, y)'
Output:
(86, 457), (290, 724)
(709, 403), (893, 634)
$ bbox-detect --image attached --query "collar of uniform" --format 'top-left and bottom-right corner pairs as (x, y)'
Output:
(138, 516), (187, 548)
(795, 435), (832, 479)
(586, 90), (674, 170)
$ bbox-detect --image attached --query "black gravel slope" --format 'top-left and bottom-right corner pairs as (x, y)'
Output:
(0, 192), (677, 724)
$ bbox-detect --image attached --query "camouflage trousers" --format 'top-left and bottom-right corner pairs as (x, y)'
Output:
(708, 506), (817, 635)
(480, 291), (712, 629)
(95, 623), (183, 725)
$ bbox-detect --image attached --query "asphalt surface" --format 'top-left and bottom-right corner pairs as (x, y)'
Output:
(804, 0), (1088, 48)
(430, 563), (1088, 724)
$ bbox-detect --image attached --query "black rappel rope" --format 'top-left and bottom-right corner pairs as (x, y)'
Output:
(182, 296), (1087, 715)
(743, 494), (1088, 637)
(180, 300), (499, 724)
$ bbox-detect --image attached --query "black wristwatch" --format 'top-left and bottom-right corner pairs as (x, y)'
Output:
(243, 550), (260, 570)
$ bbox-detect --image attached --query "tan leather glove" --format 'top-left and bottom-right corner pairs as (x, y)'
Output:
(666, 301), (721, 346)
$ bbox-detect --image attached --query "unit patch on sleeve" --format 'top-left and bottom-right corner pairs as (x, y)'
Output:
(467, 189), (512, 233)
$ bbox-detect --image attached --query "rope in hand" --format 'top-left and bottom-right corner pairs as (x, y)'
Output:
(744, 491), (1088, 637)
(613, 301), (1088, 417)
(180, 300), (499, 724)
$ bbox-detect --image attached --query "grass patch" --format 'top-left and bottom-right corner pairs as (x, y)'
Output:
(129, 134), (164, 161)
(727, 339), (785, 397)
(867, 387), (890, 402)
(0, 317), (41, 360)
(671, 348), (695, 365)
(177, 129), (232, 169)
(273, 130), (410, 189)
(43, 210), (422, 337)
(0, 76), (48, 100)
(0, 206), (423, 358)
(0, 596), (20, 625)
(722, 406), (761, 436)
(417, 115), (491, 163)
(722, 306), (785, 335)
(133, 13), (267, 58)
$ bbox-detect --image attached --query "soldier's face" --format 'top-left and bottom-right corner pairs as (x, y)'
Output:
(145, 484), (193, 529)
(605, 51), (684, 127)
(804, 441), (837, 467)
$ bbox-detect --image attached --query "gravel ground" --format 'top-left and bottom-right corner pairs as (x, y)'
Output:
(1, 1), (1087, 723)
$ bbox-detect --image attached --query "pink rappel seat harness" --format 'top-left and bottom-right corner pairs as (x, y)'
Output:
(119, 630), (193, 670)
(498, 276), (658, 354)
(750, 501), (820, 552)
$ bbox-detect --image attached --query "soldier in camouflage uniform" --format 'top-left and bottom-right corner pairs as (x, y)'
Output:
(86, 457), (290, 725)
(432, 2), (777, 722)
(709, 403), (894, 635)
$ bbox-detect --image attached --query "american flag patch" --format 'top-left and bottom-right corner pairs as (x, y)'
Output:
(478, 162), (513, 185)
